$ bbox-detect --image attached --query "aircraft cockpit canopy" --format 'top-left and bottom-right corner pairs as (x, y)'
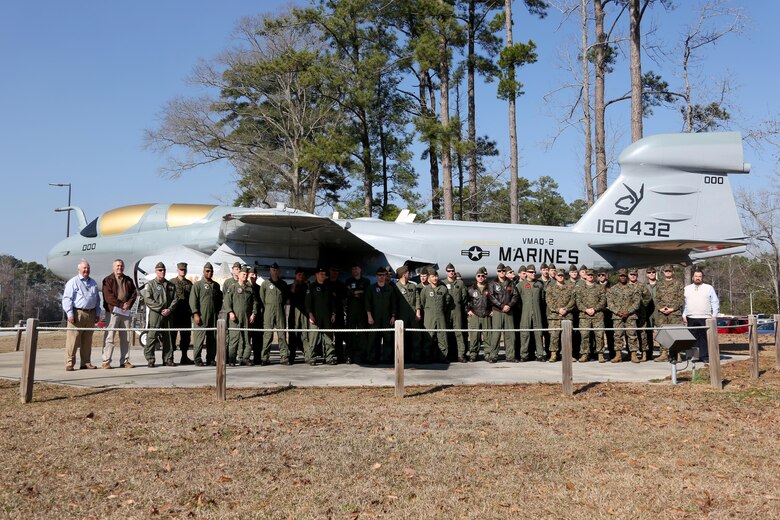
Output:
(79, 203), (217, 238)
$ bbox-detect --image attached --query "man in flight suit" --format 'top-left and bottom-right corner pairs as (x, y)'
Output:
(189, 262), (222, 366)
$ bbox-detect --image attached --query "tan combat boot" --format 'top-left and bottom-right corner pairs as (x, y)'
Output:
(578, 353), (589, 363)
(630, 351), (640, 363)
(611, 351), (622, 363)
(654, 350), (668, 363)
(598, 353), (606, 363)
(548, 352), (559, 363)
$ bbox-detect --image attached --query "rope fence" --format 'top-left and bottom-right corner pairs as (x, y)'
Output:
(10, 314), (779, 403)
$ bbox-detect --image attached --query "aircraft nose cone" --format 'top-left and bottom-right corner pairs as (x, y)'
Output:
(47, 242), (73, 280)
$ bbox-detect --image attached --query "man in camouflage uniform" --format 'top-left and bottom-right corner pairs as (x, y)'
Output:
(628, 268), (652, 362)
(141, 262), (178, 367)
(305, 267), (336, 365)
(443, 262), (467, 361)
(189, 262), (222, 366)
(607, 269), (641, 363)
(466, 266), (492, 362)
(545, 268), (575, 362)
(644, 267), (659, 357)
(598, 267), (615, 357)
(171, 262), (194, 364)
(224, 266), (258, 366)
(345, 264), (371, 364)
(417, 269), (451, 363)
(288, 268), (309, 364)
(487, 263), (519, 363)
(653, 264), (685, 362)
(366, 267), (398, 364)
(518, 264), (546, 361)
(259, 262), (291, 365)
(575, 269), (607, 362)
(393, 265), (420, 363)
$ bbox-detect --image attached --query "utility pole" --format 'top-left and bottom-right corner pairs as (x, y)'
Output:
(49, 183), (72, 237)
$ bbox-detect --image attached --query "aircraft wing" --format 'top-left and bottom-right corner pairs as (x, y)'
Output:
(217, 210), (377, 265)
(590, 239), (747, 256)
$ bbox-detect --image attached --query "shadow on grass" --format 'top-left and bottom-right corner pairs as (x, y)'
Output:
(574, 381), (601, 395)
(235, 385), (296, 400)
(406, 384), (453, 397)
(35, 386), (119, 403)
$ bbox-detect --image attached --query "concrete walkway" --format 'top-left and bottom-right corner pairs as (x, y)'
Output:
(0, 347), (745, 389)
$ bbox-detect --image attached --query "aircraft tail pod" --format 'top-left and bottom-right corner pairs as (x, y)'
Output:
(574, 131), (751, 258)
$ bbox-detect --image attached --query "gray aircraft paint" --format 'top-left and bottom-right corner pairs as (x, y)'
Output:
(48, 132), (750, 284)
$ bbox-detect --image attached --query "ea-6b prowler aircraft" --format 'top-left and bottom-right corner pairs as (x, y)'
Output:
(48, 132), (750, 283)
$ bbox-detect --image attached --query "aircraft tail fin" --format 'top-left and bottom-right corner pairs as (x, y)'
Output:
(573, 132), (750, 250)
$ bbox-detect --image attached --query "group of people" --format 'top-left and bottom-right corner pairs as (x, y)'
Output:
(60, 258), (720, 371)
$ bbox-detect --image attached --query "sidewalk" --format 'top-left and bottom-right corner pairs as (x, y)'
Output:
(0, 347), (744, 389)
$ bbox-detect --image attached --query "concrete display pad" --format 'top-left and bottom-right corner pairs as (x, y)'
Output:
(0, 347), (746, 389)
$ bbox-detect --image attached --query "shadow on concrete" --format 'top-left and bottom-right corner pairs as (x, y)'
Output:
(406, 384), (453, 397)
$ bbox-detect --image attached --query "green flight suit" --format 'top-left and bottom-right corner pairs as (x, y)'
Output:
(288, 280), (309, 361)
(224, 282), (258, 364)
(518, 279), (545, 360)
(305, 280), (335, 363)
(366, 282), (398, 364)
(443, 277), (467, 360)
(171, 276), (193, 359)
(394, 280), (420, 362)
(189, 278), (222, 364)
(418, 283), (451, 362)
(345, 276), (371, 362)
(259, 277), (290, 363)
(141, 277), (178, 364)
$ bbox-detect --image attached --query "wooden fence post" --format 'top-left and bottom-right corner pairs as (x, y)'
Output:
(20, 318), (39, 403)
(15, 322), (23, 352)
(774, 314), (780, 369)
(748, 315), (759, 379)
(706, 318), (722, 390)
(561, 320), (573, 397)
(216, 319), (226, 401)
(394, 320), (405, 398)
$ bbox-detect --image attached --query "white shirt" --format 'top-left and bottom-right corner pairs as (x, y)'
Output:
(682, 282), (720, 319)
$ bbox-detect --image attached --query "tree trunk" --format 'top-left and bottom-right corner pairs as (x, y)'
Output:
(629, 0), (643, 142)
(439, 11), (454, 221)
(594, 0), (608, 197)
(582, 0), (594, 206)
(505, 0), (519, 224)
(426, 71), (441, 218)
(467, 0), (478, 221)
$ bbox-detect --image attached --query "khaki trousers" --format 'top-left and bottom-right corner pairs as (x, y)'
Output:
(65, 309), (95, 367)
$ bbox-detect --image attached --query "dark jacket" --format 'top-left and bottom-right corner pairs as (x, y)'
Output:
(466, 283), (492, 318)
(487, 279), (519, 311)
(102, 274), (138, 314)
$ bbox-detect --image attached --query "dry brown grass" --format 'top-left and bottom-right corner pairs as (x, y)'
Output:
(0, 345), (779, 519)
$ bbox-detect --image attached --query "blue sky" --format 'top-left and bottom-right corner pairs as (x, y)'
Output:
(1, 0), (777, 265)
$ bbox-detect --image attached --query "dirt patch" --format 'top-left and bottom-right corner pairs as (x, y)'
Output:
(0, 349), (778, 518)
